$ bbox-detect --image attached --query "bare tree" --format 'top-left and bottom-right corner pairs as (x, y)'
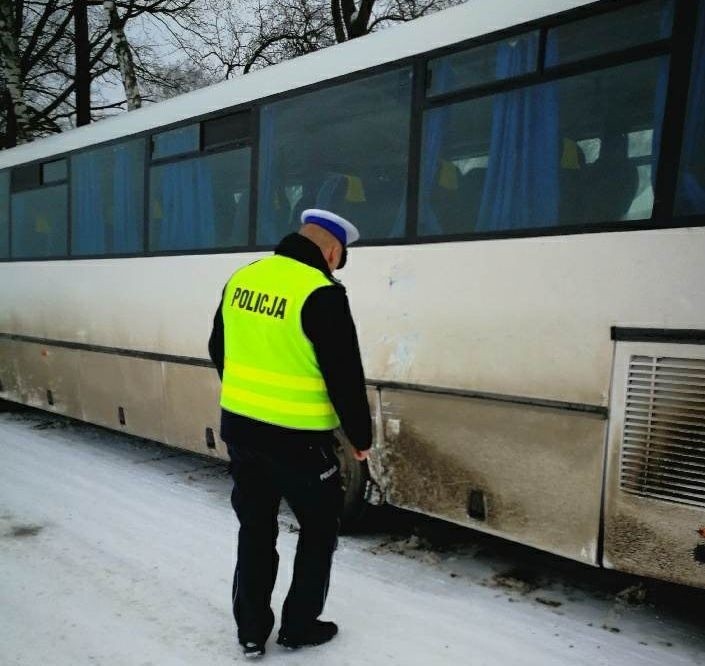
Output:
(331, 0), (375, 41)
(242, 0), (334, 72)
(75, 0), (91, 125)
(332, 0), (462, 42)
(139, 58), (216, 101)
(164, 0), (463, 84)
(154, 0), (333, 80)
(103, 0), (141, 109)
(0, 0), (199, 146)
(0, 0), (33, 144)
(0, 0), (463, 147)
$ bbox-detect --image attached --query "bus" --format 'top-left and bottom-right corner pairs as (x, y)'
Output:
(0, 0), (704, 589)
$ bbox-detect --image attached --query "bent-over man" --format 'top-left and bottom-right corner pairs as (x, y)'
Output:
(208, 209), (372, 659)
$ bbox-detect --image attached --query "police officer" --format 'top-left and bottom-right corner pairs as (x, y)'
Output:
(208, 209), (372, 659)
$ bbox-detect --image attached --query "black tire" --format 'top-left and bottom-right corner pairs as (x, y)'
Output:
(333, 433), (369, 532)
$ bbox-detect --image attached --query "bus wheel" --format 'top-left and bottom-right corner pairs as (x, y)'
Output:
(333, 433), (370, 532)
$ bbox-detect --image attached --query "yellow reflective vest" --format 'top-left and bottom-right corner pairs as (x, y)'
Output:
(220, 255), (340, 430)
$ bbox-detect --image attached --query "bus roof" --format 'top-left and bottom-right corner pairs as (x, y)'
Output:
(0, 0), (591, 169)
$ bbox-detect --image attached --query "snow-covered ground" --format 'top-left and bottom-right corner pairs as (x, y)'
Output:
(1, 405), (703, 666)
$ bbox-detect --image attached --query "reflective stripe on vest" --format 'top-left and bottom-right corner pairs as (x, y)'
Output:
(220, 255), (340, 430)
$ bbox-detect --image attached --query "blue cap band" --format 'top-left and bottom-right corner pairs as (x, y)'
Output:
(304, 215), (347, 247)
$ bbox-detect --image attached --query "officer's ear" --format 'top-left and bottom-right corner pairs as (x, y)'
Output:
(326, 244), (342, 272)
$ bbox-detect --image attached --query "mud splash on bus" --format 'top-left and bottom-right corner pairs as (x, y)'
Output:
(372, 417), (528, 533)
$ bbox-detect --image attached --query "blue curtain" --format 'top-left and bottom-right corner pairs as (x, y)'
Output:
(72, 142), (144, 255)
(111, 145), (142, 252)
(418, 61), (454, 235)
(676, 0), (705, 214)
(157, 158), (215, 250)
(257, 105), (281, 244)
(72, 151), (103, 253)
(477, 36), (559, 231)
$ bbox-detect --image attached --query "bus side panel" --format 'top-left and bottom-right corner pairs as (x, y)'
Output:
(13, 341), (50, 409)
(41, 345), (83, 419)
(0, 339), (21, 403)
(162, 362), (226, 457)
(77, 351), (166, 443)
(373, 388), (606, 564)
(9, 341), (82, 418)
(604, 342), (705, 589)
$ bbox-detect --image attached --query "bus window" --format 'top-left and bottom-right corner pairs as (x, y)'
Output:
(71, 139), (145, 256)
(11, 163), (39, 191)
(257, 68), (412, 244)
(545, 0), (673, 67)
(42, 159), (67, 184)
(556, 58), (668, 226)
(427, 31), (539, 97)
(418, 56), (667, 236)
(675, 0), (705, 216)
(152, 124), (200, 160)
(203, 111), (250, 150)
(149, 147), (251, 252)
(11, 185), (68, 258)
(0, 171), (8, 258)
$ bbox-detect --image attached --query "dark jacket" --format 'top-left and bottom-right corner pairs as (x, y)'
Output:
(208, 233), (372, 451)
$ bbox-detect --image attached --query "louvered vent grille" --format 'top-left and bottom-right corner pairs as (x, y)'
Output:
(620, 355), (705, 509)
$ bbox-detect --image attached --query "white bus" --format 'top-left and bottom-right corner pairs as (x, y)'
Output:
(1, 0), (704, 588)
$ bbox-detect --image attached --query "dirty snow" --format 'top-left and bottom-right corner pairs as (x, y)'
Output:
(0, 407), (703, 665)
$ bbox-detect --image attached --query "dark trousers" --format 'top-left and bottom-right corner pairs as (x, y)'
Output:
(227, 433), (344, 645)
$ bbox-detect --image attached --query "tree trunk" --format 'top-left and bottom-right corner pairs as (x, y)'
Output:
(103, 0), (141, 111)
(331, 0), (346, 43)
(3, 89), (17, 149)
(75, 0), (90, 125)
(347, 0), (376, 39)
(0, 0), (31, 144)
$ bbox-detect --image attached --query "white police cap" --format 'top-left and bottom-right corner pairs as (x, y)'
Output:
(301, 208), (360, 246)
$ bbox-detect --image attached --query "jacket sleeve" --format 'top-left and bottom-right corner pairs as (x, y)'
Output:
(208, 291), (225, 380)
(302, 285), (372, 451)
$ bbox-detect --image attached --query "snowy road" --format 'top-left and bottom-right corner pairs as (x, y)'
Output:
(1, 407), (703, 666)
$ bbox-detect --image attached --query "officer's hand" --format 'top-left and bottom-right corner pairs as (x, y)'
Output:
(353, 448), (370, 462)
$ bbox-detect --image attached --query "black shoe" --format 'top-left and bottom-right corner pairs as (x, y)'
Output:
(242, 641), (265, 658)
(277, 620), (338, 649)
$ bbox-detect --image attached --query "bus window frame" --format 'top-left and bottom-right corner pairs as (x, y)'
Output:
(10, 179), (70, 260)
(67, 137), (152, 258)
(147, 114), (254, 255)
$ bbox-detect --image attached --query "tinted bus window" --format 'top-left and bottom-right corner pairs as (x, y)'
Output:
(71, 140), (145, 256)
(257, 68), (412, 243)
(203, 111), (250, 149)
(42, 159), (67, 184)
(11, 185), (68, 258)
(546, 0), (673, 67)
(152, 124), (199, 160)
(11, 164), (39, 191)
(0, 171), (8, 258)
(418, 57), (668, 236)
(675, 0), (705, 216)
(427, 31), (539, 97)
(149, 147), (250, 251)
